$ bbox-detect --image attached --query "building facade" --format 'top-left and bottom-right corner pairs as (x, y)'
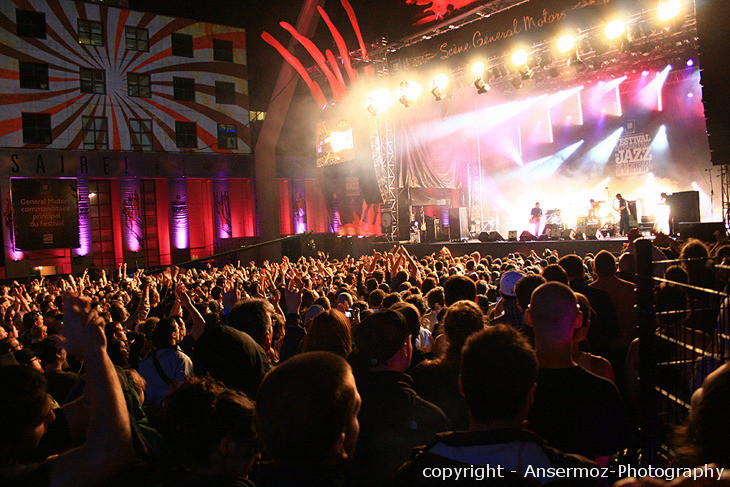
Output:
(0, 0), (260, 277)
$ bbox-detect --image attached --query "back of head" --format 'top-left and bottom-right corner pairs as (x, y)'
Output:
(368, 289), (385, 309)
(593, 250), (617, 278)
(390, 302), (421, 346)
(528, 282), (580, 342)
(558, 254), (584, 280)
(514, 274), (547, 311)
(443, 275), (477, 306)
(353, 309), (409, 367)
(443, 301), (484, 359)
(256, 352), (357, 466)
(679, 363), (730, 467)
(161, 376), (257, 473)
(301, 309), (352, 358)
(461, 325), (538, 423)
(426, 287), (445, 309)
(0, 366), (47, 454)
(227, 298), (273, 346)
(541, 264), (569, 284)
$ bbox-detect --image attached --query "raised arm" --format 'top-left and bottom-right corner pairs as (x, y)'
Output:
(50, 293), (134, 487)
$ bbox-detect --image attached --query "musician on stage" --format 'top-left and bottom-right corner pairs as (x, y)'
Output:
(530, 202), (543, 236)
(588, 199), (603, 224)
(615, 193), (630, 235)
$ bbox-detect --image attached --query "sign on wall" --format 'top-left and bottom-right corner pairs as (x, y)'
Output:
(11, 178), (79, 250)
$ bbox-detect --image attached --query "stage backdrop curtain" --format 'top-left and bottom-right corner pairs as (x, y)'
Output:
(229, 179), (257, 237)
(396, 96), (478, 191)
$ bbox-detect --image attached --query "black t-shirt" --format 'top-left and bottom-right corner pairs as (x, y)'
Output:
(528, 366), (632, 459)
(531, 207), (543, 218)
(44, 370), (79, 405)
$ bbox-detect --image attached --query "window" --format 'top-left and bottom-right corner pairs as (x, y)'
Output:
(19, 62), (49, 89)
(213, 39), (233, 62)
(78, 19), (104, 46)
(218, 123), (237, 150)
(125, 26), (148, 52)
(128, 72), (151, 97)
(130, 119), (153, 151)
(249, 111), (266, 122)
(89, 179), (115, 270)
(175, 121), (197, 148)
(22, 112), (52, 144)
(16, 9), (46, 38)
(80, 68), (105, 94)
(171, 33), (193, 57)
(215, 81), (235, 104)
(82, 116), (108, 150)
(173, 77), (195, 101)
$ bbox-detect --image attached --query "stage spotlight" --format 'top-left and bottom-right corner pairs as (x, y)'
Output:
(398, 81), (421, 107)
(557, 35), (582, 67)
(557, 35), (576, 53)
(431, 74), (448, 101)
(366, 88), (392, 116)
(657, 0), (681, 21)
(604, 19), (626, 40)
(604, 19), (633, 51)
(511, 49), (528, 67)
(686, 58), (694, 67)
(471, 61), (485, 77)
(471, 61), (489, 94)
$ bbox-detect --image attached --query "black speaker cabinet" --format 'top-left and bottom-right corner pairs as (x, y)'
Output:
(666, 191), (700, 235)
(678, 222), (726, 243)
(478, 231), (504, 242)
(380, 206), (393, 234)
(448, 207), (468, 240)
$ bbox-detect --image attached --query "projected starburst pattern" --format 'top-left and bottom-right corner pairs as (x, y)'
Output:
(0, 0), (250, 153)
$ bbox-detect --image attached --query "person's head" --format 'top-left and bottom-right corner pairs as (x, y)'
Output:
(558, 254), (585, 280)
(535, 202), (540, 208)
(151, 317), (181, 348)
(680, 239), (710, 277)
(36, 336), (67, 370)
(368, 289), (385, 310)
(256, 352), (360, 467)
(541, 264), (569, 284)
(353, 309), (412, 372)
(677, 363), (730, 467)
(442, 300), (484, 362)
(616, 193), (622, 200)
(0, 366), (55, 459)
(336, 292), (353, 313)
(655, 283), (688, 327)
(426, 287), (445, 311)
(514, 274), (547, 312)
(301, 309), (352, 358)
(664, 265), (689, 284)
(460, 325), (538, 427)
(390, 302), (421, 348)
(443, 275), (477, 306)
(573, 293), (595, 345)
(109, 302), (129, 323)
(381, 292), (402, 309)
(525, 282), (582, 349)
(618, 252), (636, 275)
(593, 250), (618, 278)
(499, 270), (525, 299)
(161, 377), (258, 477)
(227, 298), (274, 349)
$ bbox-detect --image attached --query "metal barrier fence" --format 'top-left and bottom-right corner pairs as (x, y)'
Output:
(635, 238), (730, 465)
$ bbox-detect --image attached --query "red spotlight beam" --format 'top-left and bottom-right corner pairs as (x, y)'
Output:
(317, 5), (358, 83)
(261, 31), (329, 108)
(280, 21), (347, 101)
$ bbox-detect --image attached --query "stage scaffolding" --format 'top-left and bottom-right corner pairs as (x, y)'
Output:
(370, 54), (398, 241)
(722, 165), (730, 232)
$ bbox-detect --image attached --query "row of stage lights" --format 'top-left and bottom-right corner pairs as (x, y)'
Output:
(367, 0), (684, 115)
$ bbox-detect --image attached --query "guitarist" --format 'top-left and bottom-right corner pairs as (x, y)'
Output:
(529, 202), (543, 237)
(615, 193), (630, 236)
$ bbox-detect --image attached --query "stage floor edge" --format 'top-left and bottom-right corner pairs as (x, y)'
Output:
(369, 238), (627, 259)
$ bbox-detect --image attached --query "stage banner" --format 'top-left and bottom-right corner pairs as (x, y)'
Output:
(11, 178), (79, 250)
(388, 0), (633, 75)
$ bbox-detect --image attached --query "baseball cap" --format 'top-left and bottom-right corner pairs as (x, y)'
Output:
(500, 270), (526, 297)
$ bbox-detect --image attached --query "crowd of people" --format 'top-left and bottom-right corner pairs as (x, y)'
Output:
(0, 231), (729, 486)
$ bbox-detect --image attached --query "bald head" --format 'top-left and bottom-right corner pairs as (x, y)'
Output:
(527, 282), (581, 344)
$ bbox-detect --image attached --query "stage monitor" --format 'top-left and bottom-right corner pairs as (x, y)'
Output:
(316, 119), (355, 168)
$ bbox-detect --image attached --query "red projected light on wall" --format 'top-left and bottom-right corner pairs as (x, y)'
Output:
(316, 120), (355, 167)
